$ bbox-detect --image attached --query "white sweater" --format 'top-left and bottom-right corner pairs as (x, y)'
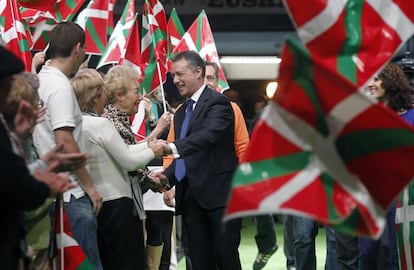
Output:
(82, 115), (154, 202)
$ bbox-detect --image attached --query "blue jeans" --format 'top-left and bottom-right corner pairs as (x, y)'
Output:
(64, 195), (103, 270)
(325, 227), (338, 270)
(292, 216), (338, 270)
(334, 231), (358, 270)
(283, 215), (295, 268)
(359, 201), (398, 270)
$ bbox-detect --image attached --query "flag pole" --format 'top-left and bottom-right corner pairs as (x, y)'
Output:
(156, 61), (167, 113)
(43, 43), (50, 54)
(59, 196), (64, 270)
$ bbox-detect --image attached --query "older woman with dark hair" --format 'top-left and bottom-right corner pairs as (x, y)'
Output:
(361, 63), (414, 270)
(71, 72), (167, 270)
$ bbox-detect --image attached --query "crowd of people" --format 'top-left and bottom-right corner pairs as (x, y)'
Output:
(2, 20), (414, 270)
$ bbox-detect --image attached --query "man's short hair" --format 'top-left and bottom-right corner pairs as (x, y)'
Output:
(171, 51), (205, 78)
(205, 61), (219, 79)
(49, 22), (85, 59)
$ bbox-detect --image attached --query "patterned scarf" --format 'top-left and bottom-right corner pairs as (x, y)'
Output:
(102, 103), (147, 219)
(102, 103), (136, 145)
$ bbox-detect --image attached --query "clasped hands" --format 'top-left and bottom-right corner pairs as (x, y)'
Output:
(149, 169), (170, 193)
(148, 139), (173, 159)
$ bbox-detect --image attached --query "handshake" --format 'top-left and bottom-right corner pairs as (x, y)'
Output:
(137, 167), (170, 194)
(148, 139), (173, 159)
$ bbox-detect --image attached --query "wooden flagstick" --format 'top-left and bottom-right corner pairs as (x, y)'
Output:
(43, 43), (49, 54)
(59, 196), (64, 270)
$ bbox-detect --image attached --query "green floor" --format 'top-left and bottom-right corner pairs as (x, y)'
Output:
(177, 217), (327, 270)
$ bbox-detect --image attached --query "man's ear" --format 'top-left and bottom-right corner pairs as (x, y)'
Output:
(195, 66), (203, 80)
(73, 42), (83, 57)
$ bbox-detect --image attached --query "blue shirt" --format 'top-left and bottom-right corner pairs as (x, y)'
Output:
(400, 108), (414, 126)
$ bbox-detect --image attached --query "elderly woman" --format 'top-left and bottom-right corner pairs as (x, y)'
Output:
(71, 72), (166, 270)
(102, 65), (171, 270)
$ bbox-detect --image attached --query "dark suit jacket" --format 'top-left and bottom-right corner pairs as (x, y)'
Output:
(165, 87), (238, 212)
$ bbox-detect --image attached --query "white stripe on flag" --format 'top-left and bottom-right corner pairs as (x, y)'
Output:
(148, 14), (160, 27)
(76, 8), (109, 28)
(151, 1), (164, 16)
(1, 19), (28, 43)
(1, 27), (18, 43)
(296, 0), (347, 44)
(199, 43), (219, 60)
(396, 187), (414, 270)
(367, 0), (414, 42)
(31, 21), (55, 47)
(131, 102), (146, 135)
(327, 91), (374, 138)
(141, 30), (152, 52)
(263, 100), (386, 231)
(56, 232), (79, 248)
(259, 154), (321, 210)
(181, 33), (197, 51)
(262, 102), (311, 151)
(0, 1), (6, 14)
(170, 36), (181, 46)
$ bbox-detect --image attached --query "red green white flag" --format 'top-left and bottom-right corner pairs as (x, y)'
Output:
(96, 0), (141, 72)
(107, 0), (115, 35)
(167, 8), (185, 59)
(140, 0), (168, 93)
(396, 179), (414, 269)
(20, 7), (55, 50)
(27, 17), (55, 51)
(225, 0), (414, 238)
(20, 0), (86, 51)
(0, 0), (33, 71)
(284, 0), (414, 89)
(17, 0), (56, 11)
(75, 0), (109, 55)
(172, 10), (229, 93)
(50, 0), (86, 22)
(50, 198), (93, 270)
(226, 37), (414, 237)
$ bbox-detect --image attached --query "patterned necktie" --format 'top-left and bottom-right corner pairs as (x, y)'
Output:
(175, 99), (194, 181)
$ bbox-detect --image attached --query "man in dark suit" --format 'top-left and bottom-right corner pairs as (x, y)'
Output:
(162, 51), (242, 270)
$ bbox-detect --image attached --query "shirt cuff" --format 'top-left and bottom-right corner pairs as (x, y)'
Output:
(169, 142), (180, 159)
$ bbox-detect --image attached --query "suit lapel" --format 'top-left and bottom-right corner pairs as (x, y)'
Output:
(175, 87), (212, 138)
(174, 104), (186, 140)
(187, 87), (211, 133)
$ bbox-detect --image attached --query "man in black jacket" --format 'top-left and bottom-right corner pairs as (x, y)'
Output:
(162, 51), (241, 270)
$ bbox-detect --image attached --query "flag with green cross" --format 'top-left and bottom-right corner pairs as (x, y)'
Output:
(225, 0), (414, 238)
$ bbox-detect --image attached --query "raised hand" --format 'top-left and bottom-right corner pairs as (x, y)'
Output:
(33, 164), (77, 197)
(155, 112), (172, 131)
(14, 100), (37, 139)
(41, 144), (88, 173)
